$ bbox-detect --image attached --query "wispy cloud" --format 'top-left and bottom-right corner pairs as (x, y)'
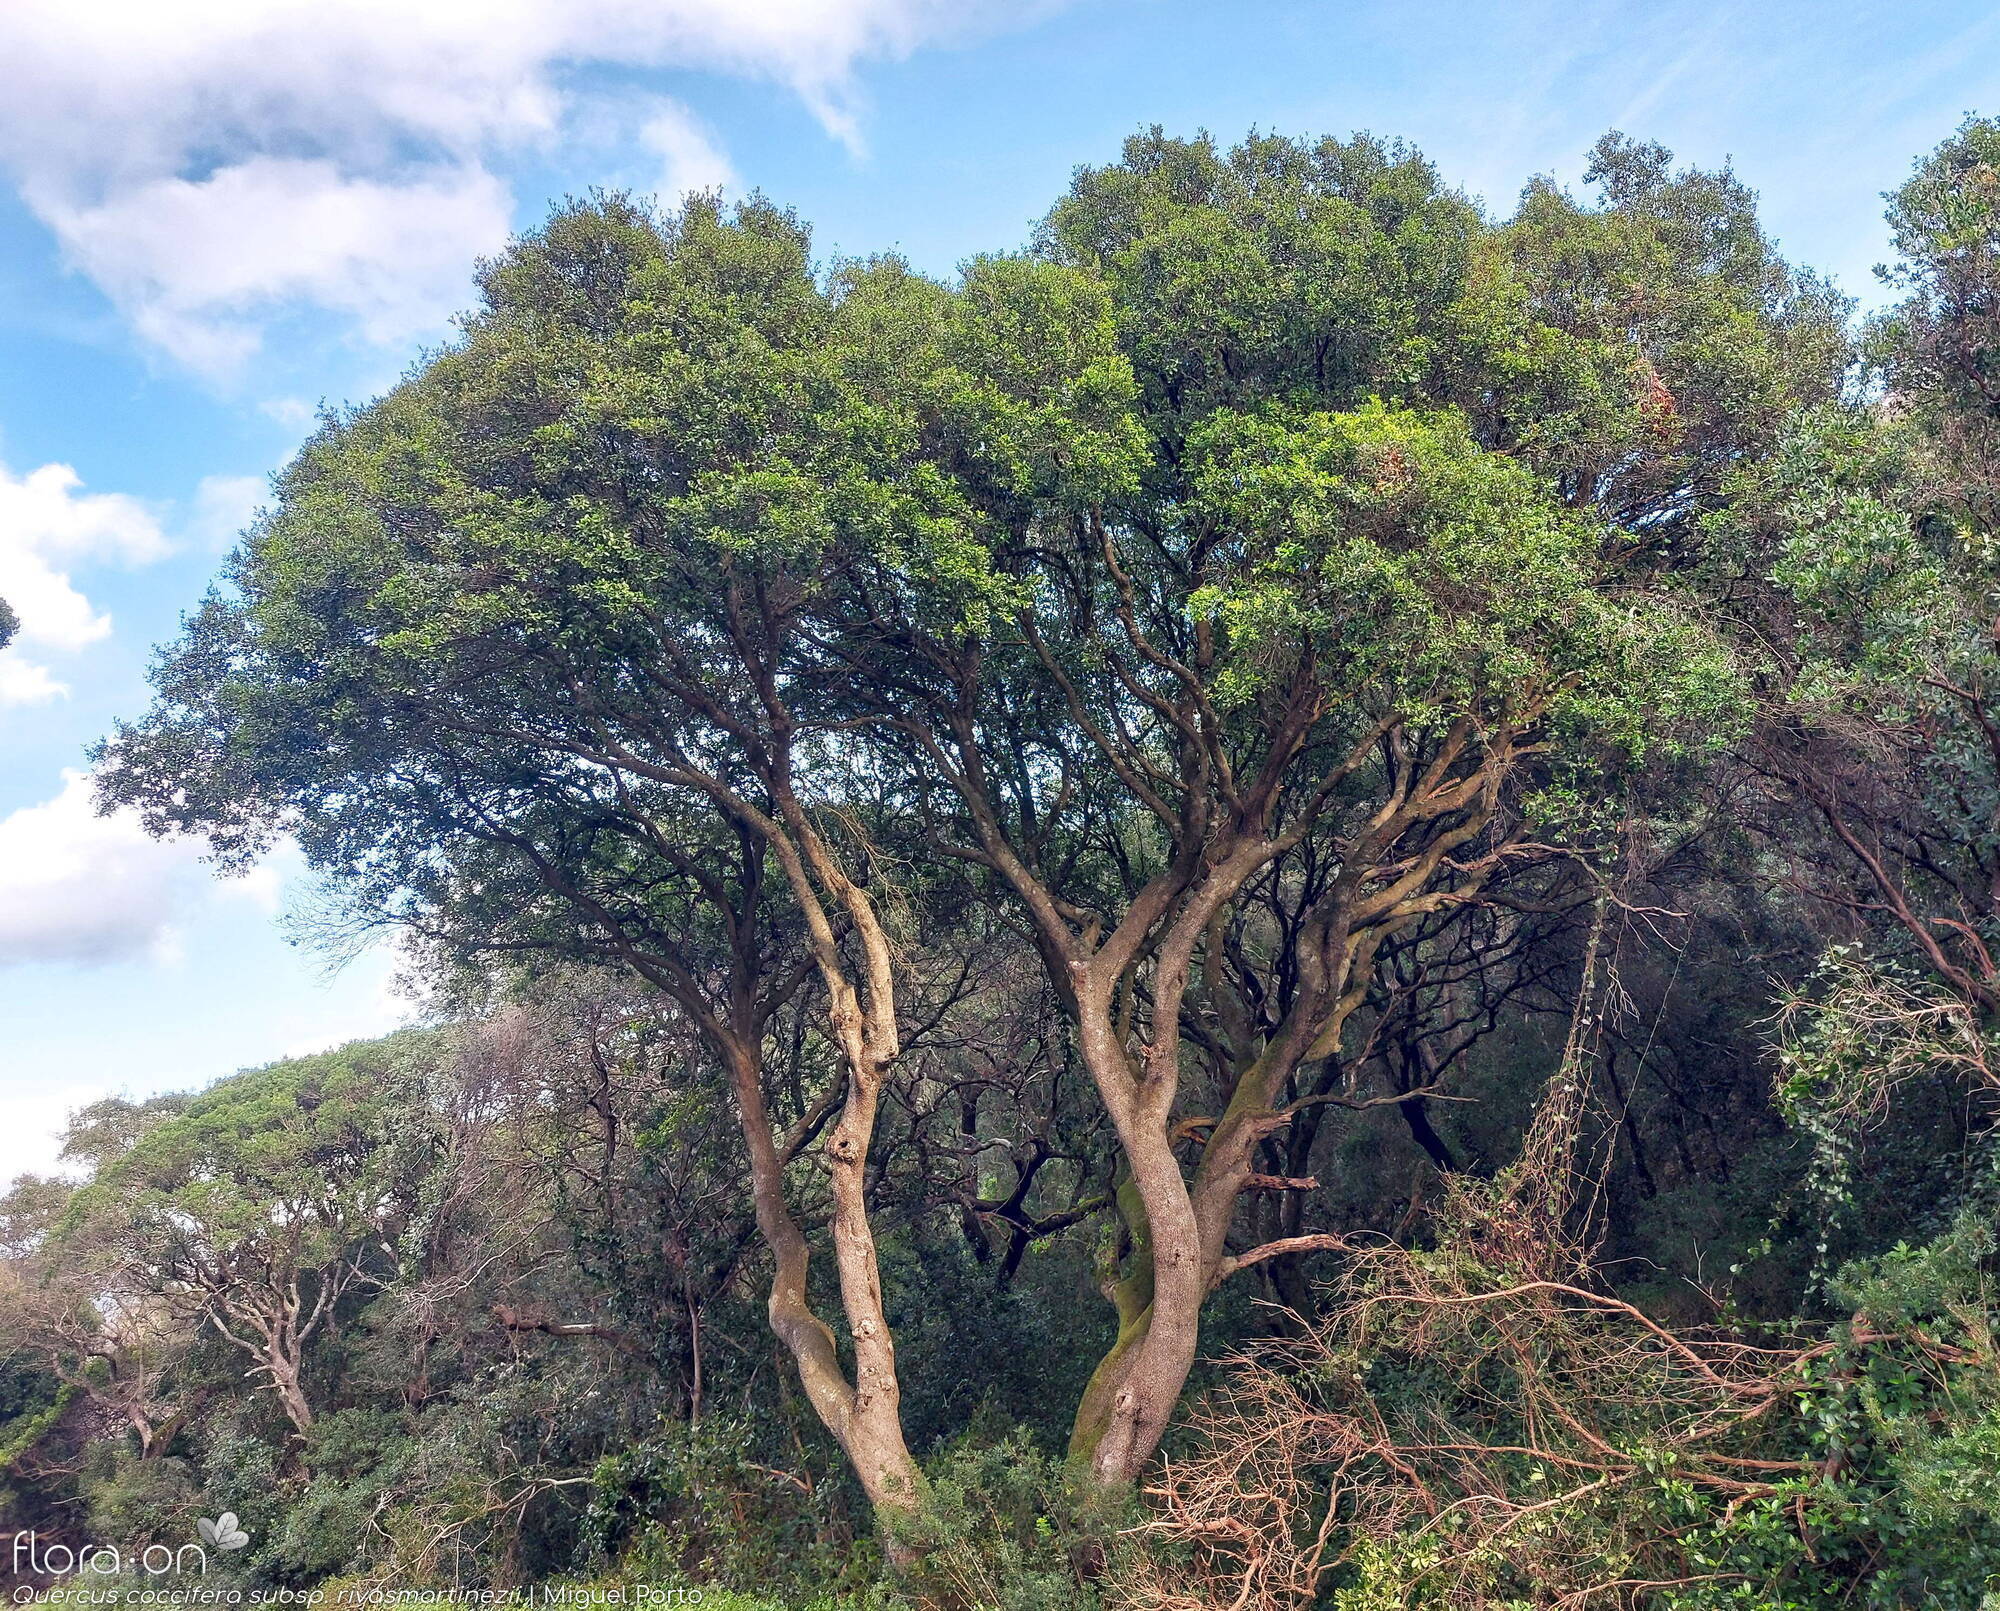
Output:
(0, 0), (1041, 378)
(190, 473), (271, 553)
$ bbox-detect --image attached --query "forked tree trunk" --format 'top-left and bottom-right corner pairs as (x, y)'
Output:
(721, 1039), (920, 1525)
(1056, 749), (1520, 1489)
(758, 768), (925, 1531)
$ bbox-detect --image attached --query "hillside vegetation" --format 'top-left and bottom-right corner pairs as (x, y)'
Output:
(10, 120), (2000, 1608)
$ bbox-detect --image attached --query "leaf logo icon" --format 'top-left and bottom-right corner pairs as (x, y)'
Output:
(196, 1513), (250, 1551)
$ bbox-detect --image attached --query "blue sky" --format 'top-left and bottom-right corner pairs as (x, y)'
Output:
(2, 0), (1996, 1184)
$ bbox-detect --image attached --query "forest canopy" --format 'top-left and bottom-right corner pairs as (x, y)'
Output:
(8, 119), (2000, 1610)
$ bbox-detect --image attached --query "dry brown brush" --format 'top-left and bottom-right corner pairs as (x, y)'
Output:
(1117, 934), (1983, 1610)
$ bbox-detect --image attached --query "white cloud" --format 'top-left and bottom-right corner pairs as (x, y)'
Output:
(0, 460), (169, 704)
(0, 771), (280, 970)
(0, 660), (68, 707)
(46, 159), (516, 374)
(641, 102), (739, 201)
(0, 1079), (106, 1188)
(0, 772), (196, 966)
(191, 473), (271, 553)
(0, 0), (1032, 376)
(262, 398), (318, 437)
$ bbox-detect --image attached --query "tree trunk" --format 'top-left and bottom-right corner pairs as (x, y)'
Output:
(1066, 978), (1208, 1489)
(721, 1040), (921, 1528)
(264, 1341), (315, 1435)
(759, 772), (924, 1531)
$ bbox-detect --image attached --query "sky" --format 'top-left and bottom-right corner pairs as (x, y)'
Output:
(2, 0), (1997, 1186)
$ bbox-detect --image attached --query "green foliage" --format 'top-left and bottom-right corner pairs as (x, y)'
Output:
(77, 1451), (203, 1559)
(35, 115), (2000, 1611)
(1038, 128), (1479, 443)
(879, 1227), (1114, 1457)
(0, 1373), (71, 1471)
(1875, 116), (2000, 447)
(582, 1417), (856, 1596)
(1660, 1221), (2000, 1609)
(876, 1436), (1130, 1611)
(1184, 397), (1741, 755)
(1753, 404), (1969, 708)
(80, 1029), (440, 1204)
(264, 1411), (418, 1579)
